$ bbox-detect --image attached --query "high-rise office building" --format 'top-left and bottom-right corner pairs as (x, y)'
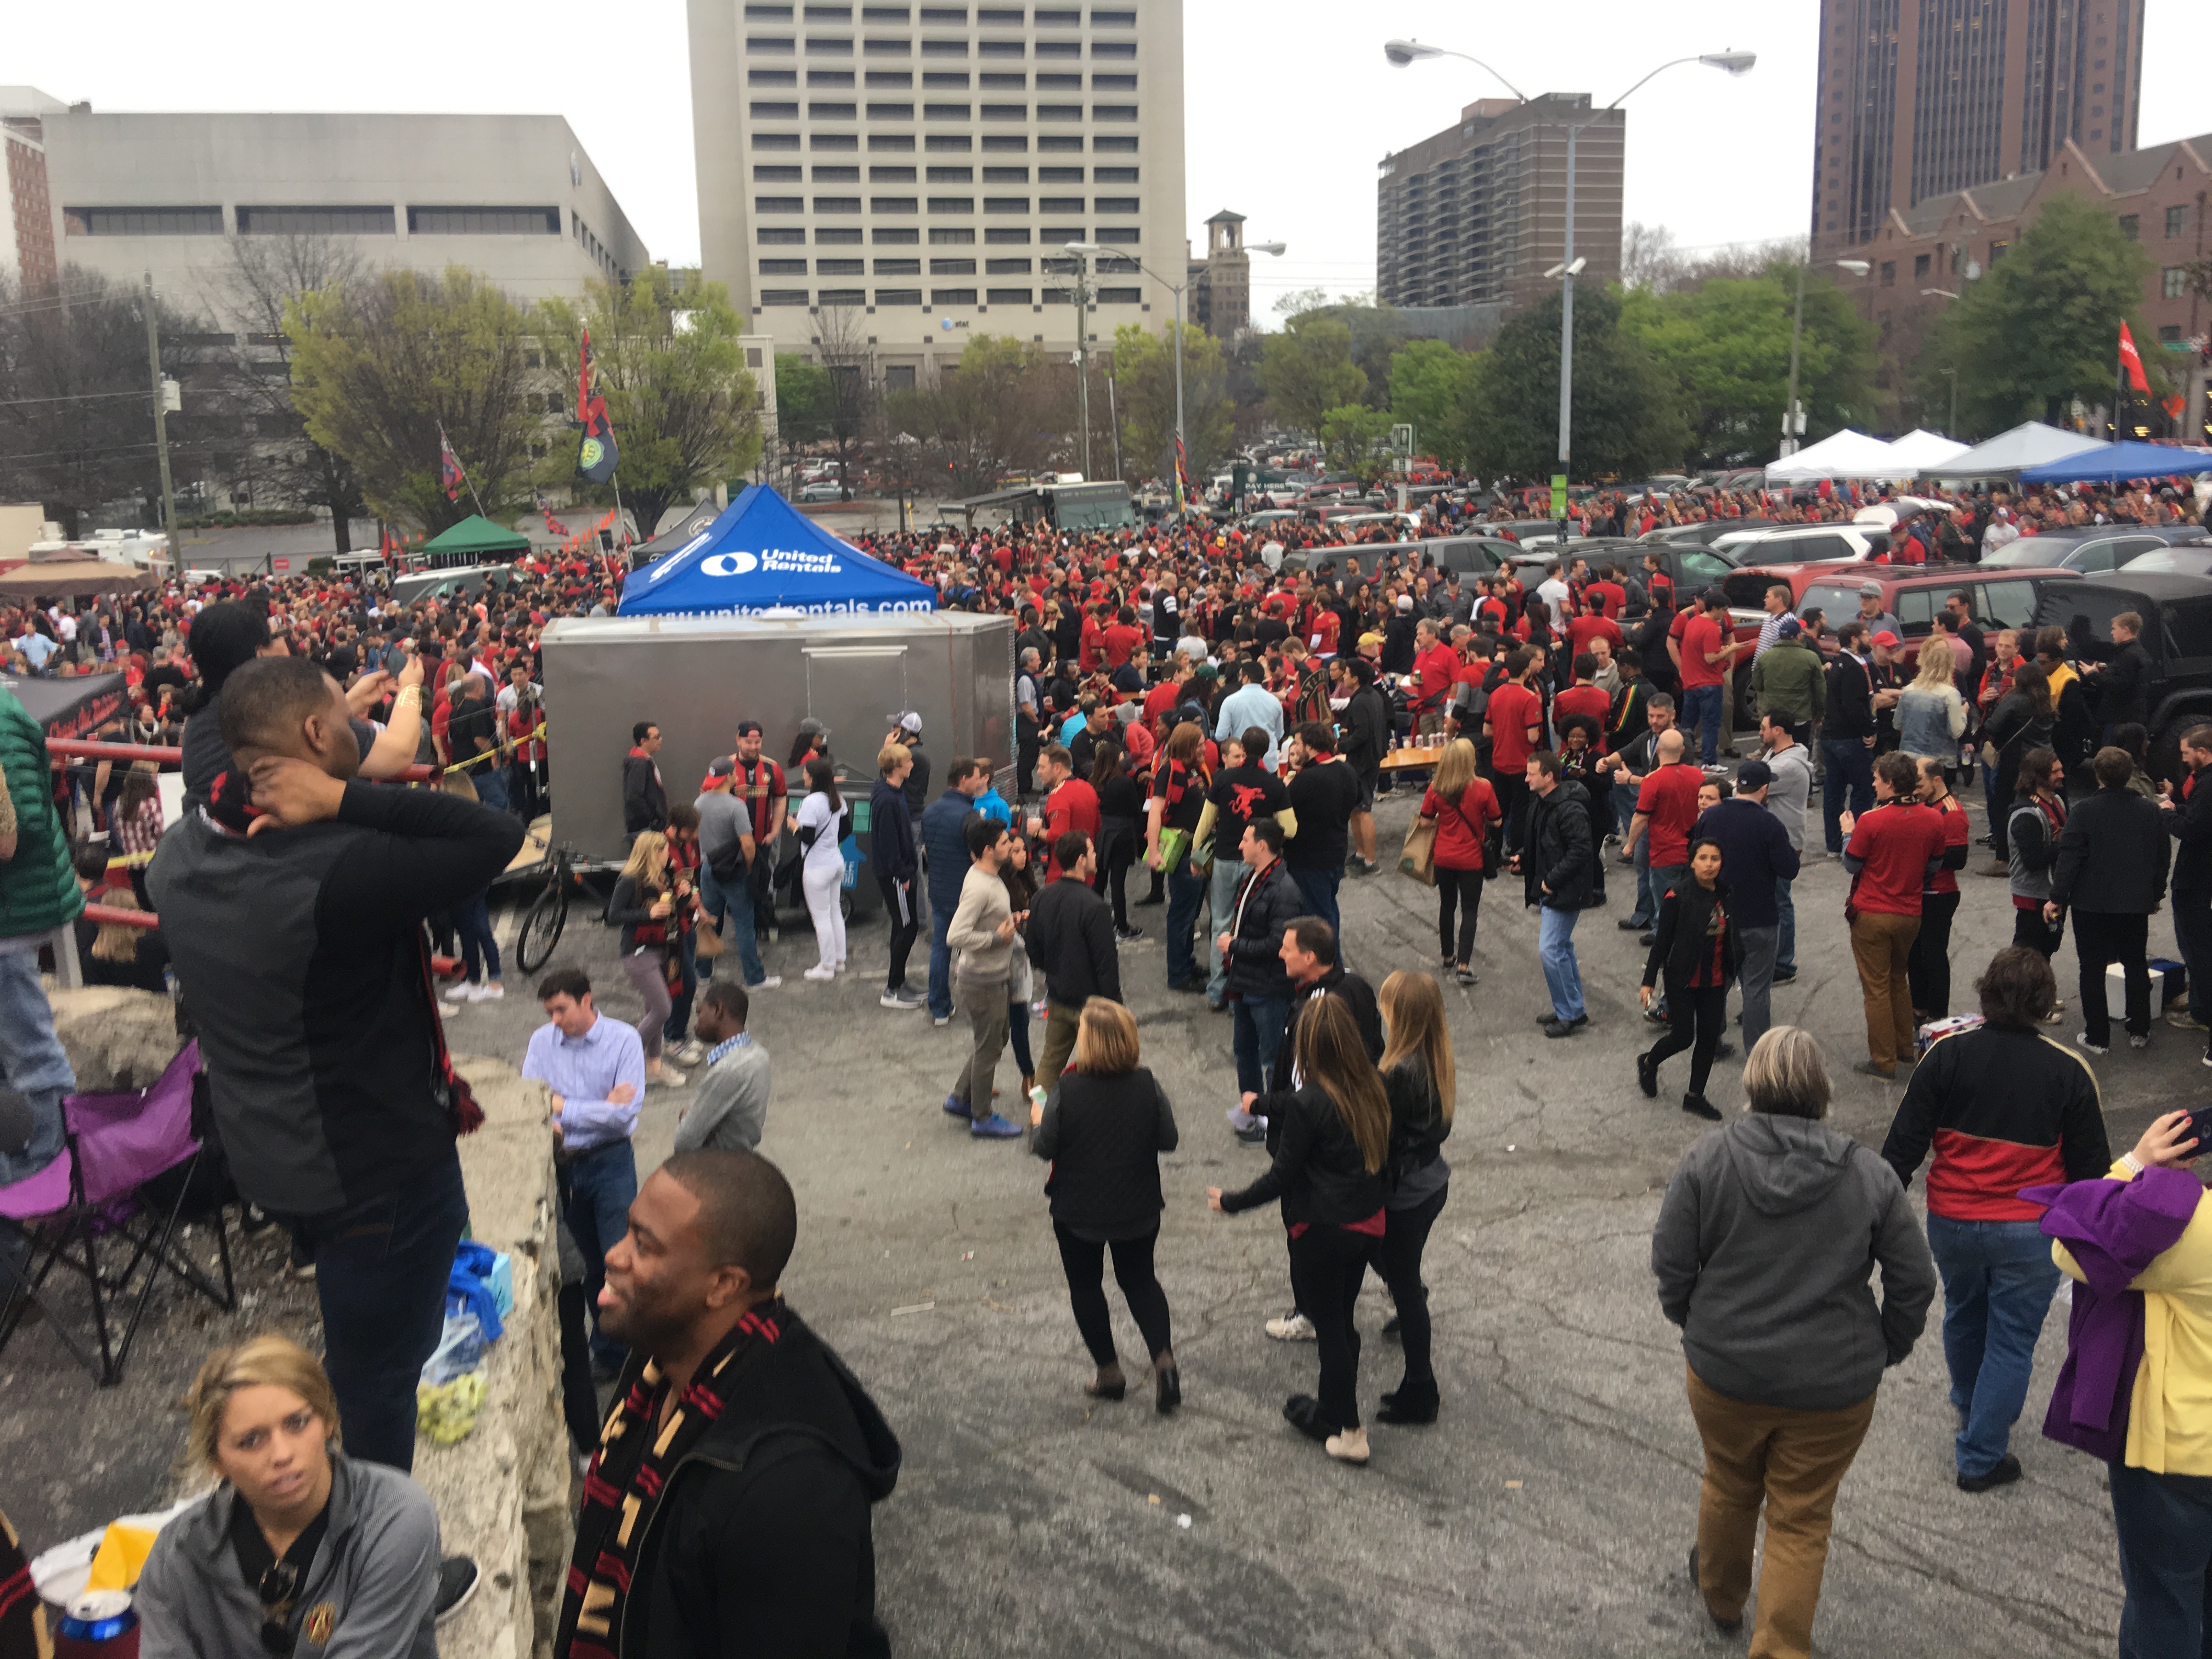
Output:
(689, 0), (1187, 388)
(1810, 0), (2146, 251)
(1376, 95), (1623, 314)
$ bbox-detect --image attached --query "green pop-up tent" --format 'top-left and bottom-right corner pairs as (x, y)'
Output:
(419, 514), (532, 561)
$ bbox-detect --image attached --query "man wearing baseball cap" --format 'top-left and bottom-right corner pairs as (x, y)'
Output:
(1694, 759), (1801, 1050)
(1855, 582), (1901, 641)
(695, 755), (780, 991)
(887, 712), (930, 811)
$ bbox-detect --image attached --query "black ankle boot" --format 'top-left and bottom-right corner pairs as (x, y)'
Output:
(1377, 1378), (1440, 1425)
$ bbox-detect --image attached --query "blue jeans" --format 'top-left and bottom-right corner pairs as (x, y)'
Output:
(1776, 874), (1797, 975)
(1537, 904), (1584, 1021)
(1289, 864), (1342, 943)
(664, 930), (698, 1045)
(698, 861), (769, 986)
(2109, 1459), (2212, 1658)
(1682, 682), (1724, 764)
(1206, 856), (1246, 1004)
(452, 890), (500, 984)
(472, 765), (509, 812)
(563, 1139), (640, 1370)
(1737, 923), (1779, 1051)
(1624, 834), (1656, 927)
(1925, 1212), (2062, 1479)
(1232, 994), (1290, 1096)
(1165, 855), (1206, 985)
(1610, 780), (1638, 839)
(1819, 738), (1876, 854)
(0, 949), (72, 1190)
(291, 1150), (468, 1472)
(926, 900), (957, 1021)
(1646, 863), (1686, 936)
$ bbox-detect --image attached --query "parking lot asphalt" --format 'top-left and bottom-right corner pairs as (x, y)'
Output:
(9, 772), (2195, 1655)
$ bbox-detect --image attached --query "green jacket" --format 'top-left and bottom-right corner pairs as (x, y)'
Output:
(1750, 638), (1826, 725)
(0, 686), (85, 938)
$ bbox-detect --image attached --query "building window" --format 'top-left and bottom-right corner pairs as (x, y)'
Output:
(1037, 73), (1082, 88)
(1040, 195), (1084, 213)
(1913, 252), (1931, 279)
(1093, 225), (1139, 244)
(985, 227), (1032, 244)
(747, 35), (797, 50)
(806, 36), (854, 52)
(1989, 240), (2008, 263)
(980, 37), (1025, 54)
(2169, 205), (2189, 238)
(408, 206), (559, 234)
(863, 36), (911, 53)
(1093, 134), (1136, 151)
(1095, 286), (1139, 303)
(928, 196), (975, 212)
(920, 3), (968, 14)
(1093, 165), (1137, 182)
(978, 5), (1023, 18)
(986, 166), (1032, 182)
(866, 70), (912, 84)
(237, 206), (396, 235)
(926, 103), (973, 119)
(928, 165), (974, 181)
(759, 227), (808, 243)
(747, 3), (794, 13)
(2162, 325), (2185, 344)
(981, 72), (1026, 87)
(752, 100), (800, 116)
(931, 257), (977, 273)
(922, 38), (969, 55)
(1041, 286), (1073, 303)
(988, 285), (1034, 304)
(810, 101), (858, 117)
(1038, 134), (1082, 152)
(818, 257), (865, 273)
(1041, 224), (1082, 242)
(932, 287), (978, 304)
(867, 101), (915, 117)
(984, 134), (1031, 151)
(1094, 196), (1138, 213)
(877, 288), (924, 304)
(755, 165), (804, 180)
(815, 195), (863, 212)
(755, 196), (807, 213)
(810, 69), (855, 84)
(923, 70), (970, 86)
(1035, 7), (1079, 21)
(750, 67), (799, 83)
(814, 164), (861, 180)
(1038, 103), (1081, 121)
(62, 206), (222, 239)
(811, 133), (861, 149)
(2119, 214), (2140, 240)
(806, 4), (853, 16)
(884, 364), (917, 389)
(1092, 104), (1137, 121)
(930, 226), (978, 243)
(1036, 38), (1080, 57)
(756, 132), (802, 149)
(876, 258), (922, 274)
(985, 256), (1031, 273)
(819, 287), (867, 304)
(862, 3), (910, 14)
(873, 195), (919, 211)
(2166, 267), (2190, 299)
(1090, 7), (1135, 21)
(868, 133), (916, 150)
(873, 227), (921, 242)
(985, 196), (1031, 213)
(759, 289), (811, 305)
(1092, 74), (1136, 89)
(872, 164), (918, 180)
(817, 227), (864, 242)
(1878, 260), (1895, 287)
(1090, 39), (1135, 57)
(1038, 165), (1081, 182)
(981, 103), (1028, 120)
(760, 258), (810, 274)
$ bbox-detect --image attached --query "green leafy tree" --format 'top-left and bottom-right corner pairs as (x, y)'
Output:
(1318, 403), (1396, 482)
(1620, 267), (1875, 464)
(286, 266), (539, 531)
(884, 333), (1067, 496)
(1259, 314), (1367, 433)
(1110, 320), (1232, 485)
(1920, 193), (2161, 436)
(775, 353), (834, 466)
(1387, 338), (1483, 469)
(1464, 286), (1688, 482)
(534, 269), (761, 540)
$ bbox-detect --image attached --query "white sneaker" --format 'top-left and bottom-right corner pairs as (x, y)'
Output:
(442, 981), (474, 1003)
(675, 1040), (708, 1066)
(1265, 1311), (1317, 1342)
(804, 964), (836, 981)
(753, 975), (783, 990)
(467, 981), (503, 1002)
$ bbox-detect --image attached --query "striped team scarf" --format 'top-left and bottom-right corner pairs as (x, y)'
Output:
(555, 1302), (785, 1659)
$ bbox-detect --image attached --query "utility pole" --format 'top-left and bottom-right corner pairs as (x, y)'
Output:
(143, 272), (181, 557)
(1780, 260), (1807, 457)
(1557, 117), (1579, 531)
(1071, 252), (1092, 479)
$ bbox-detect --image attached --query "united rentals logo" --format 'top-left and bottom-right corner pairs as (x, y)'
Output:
(700, 547), (840, 577)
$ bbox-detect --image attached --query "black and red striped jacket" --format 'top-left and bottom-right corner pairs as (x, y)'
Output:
(1880, 1025), (2110, 1222)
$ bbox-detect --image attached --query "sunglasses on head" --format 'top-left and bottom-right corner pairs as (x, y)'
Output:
(257, 1561), (300, 1656)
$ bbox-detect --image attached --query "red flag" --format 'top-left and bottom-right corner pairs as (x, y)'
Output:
(2120, 321), (2151, 394)
(438, 426), (465, 502)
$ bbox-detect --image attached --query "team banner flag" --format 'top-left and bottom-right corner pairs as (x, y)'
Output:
(438, 426), (465, 501)
(2119, 320), (2152, 394)
(575, 328), (620, 485)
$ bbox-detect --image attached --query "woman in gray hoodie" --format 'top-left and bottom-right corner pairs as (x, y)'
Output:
(1651, 1025), (1934, 1659)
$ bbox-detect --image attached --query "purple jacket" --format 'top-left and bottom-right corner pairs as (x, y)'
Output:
(2023, 1168), (2203, 1463)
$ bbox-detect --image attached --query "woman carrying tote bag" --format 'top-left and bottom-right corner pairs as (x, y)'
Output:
(1418, 738), (1500, 986)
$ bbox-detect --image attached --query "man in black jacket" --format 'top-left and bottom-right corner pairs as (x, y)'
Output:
(555, 1149), (900, 1659)
(624, 720), (669, 834)
(1216, 817), (1305, 1125)
(1516, 751), (1598, 1038)
(1820, 622), (1879, 855)
(1336, 657), (1391, 864)
(2086, 609), (2153, 741)
(150, 656), (525, 1472)
(2048, 744), (2172, 1053)
(2162, 724), (2212, 1060)
(1025, 832), (1122, 1090)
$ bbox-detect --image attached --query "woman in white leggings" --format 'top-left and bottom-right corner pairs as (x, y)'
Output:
(789, 757), (849, 980)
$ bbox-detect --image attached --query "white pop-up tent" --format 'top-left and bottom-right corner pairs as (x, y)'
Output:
(1926, 421), (2113, 481)
(1764, 428), (1909, 482)
(1880, 428), (1971, 472)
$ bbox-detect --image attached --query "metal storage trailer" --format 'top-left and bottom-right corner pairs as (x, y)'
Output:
(540, 611), (1015, 866)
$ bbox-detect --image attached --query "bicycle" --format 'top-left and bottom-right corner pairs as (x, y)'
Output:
(516, 842), (586, 974)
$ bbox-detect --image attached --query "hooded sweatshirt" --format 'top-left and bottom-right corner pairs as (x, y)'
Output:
(1651, 1114), (1936, 1412)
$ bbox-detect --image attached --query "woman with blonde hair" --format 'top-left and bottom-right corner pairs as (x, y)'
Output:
(135, 1335), (460, 1656)
(1210, 995), (1391, 1464)
(1898, 634), (1970, 781)
(1372, 970), (1454, 1425)
(1418, 738), (1500, 985)
(1032, 997), (1182, 1412)
(607, 828), (685, 1084)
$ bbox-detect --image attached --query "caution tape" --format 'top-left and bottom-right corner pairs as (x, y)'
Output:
(441, 721), (548, 775)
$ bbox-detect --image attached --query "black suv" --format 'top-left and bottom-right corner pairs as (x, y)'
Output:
(2034, 571), (2212, 775)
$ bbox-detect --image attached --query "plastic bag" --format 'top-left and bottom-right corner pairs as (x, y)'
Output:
(421, 1311), (487, 1385)
(417, 1370), (489, 1445)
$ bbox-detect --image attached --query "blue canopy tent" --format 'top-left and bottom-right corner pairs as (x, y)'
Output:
(617, 485), (935, 616)
(2017, 441), (2212, 484)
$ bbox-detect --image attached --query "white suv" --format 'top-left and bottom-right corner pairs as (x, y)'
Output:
(1710, 522), (1891, 566)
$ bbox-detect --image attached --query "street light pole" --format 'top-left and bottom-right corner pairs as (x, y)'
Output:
(1781, 258), (1869, 456)
(1071, 251), (1092, 478)
(142, 272), (180, 558)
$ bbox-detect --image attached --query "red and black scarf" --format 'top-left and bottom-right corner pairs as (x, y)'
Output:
(555, 1305), (784, 1659)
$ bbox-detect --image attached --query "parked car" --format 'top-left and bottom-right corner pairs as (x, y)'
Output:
(797, 481), (845, 503)
(1639, 518), (1775, 546)
(1795, 565), (2070, 667)
(2117, 537), (2212, 577)
(1711, 522), (1891, 565)
(1276, 534), (1516, 585)
(2035, 572), (2212, 775)
(1981, 523), (2205, 575)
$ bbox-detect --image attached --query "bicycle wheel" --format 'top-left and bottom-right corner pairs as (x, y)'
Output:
(516, 882), (569, 974)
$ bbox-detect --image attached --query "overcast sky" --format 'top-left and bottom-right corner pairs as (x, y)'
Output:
(13, 0), (2202, 324)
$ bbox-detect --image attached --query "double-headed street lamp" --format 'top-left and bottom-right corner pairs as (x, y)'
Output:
(1065, 238), (1284, 508)
(1779, 258), (1870, 456)
(1385, 41), (1756, 511)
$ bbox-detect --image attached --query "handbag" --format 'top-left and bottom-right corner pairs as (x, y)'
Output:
(1156, 825), (1192, 874)
(693, 918), (727, 958)
(1399, 814), (1438, 887)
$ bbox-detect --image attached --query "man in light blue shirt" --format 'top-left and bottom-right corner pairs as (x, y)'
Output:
(522, 967), (646, 1377)
(15, 630), (57, 672)
(1214, 659), (1284, 771)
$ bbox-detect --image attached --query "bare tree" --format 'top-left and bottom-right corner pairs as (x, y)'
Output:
(1623, 222), (1809, 295)
(812, 307), (876, 499)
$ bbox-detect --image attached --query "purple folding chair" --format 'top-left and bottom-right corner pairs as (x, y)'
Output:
(0, 1041), (235, 1385)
